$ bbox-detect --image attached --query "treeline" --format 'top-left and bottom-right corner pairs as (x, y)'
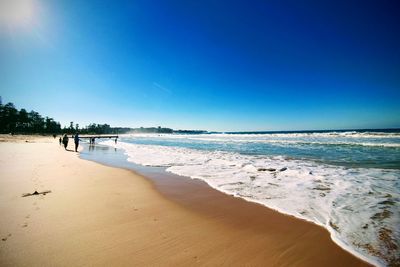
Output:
(0, 99), (207, 135)
(0, 100), (130, 135)
(130, 127), (173, 134)
(77, 123), (131, 135)
(0, 102), (61, 134)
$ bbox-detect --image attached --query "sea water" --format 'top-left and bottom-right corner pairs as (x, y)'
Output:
(99, 130), (400, 266)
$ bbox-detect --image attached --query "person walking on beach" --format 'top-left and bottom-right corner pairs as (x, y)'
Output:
(74, 133), (80, 152)
(59, 137), (62, 146)
(62, 134), (69, 150)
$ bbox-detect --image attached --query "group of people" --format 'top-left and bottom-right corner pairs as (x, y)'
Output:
(59, 133), (80, 152)
(59, 134), (118, 151)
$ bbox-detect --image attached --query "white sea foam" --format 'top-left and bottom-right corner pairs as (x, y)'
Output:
(102, 139), (399, 266)
(124, 131), (400, 139)
(121, 132), (400, 148)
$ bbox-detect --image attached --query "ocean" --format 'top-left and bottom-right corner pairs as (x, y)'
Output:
(82, 129), (400, 266)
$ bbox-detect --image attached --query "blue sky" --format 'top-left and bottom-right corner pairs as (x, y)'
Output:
(0, 0), (399, 131)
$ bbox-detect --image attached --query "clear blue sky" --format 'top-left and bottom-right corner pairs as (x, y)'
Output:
(0, 0), (399, 131)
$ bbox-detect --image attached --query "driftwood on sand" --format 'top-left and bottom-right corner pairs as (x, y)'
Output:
(22, 190), (52, 197)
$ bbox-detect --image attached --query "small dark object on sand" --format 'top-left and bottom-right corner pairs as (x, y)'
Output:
(22, 190), (52, 197)
(279, 167), (287, 172)
(258, 168), (276, 172)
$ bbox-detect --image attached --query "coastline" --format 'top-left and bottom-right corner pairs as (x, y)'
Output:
(82, 141), (380, 266)
(0, 136), (370, 266)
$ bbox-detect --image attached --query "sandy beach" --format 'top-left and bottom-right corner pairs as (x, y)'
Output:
(0, 136), (370, 266)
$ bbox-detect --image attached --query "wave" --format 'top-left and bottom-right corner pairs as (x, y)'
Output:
(102, 140), (399, 266)
(187, 138), (400, 148)
(121, 133), (400, 148)
(123, 131), (400, 139)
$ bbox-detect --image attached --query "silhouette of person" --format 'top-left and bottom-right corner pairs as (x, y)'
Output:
(62, 134), (69, 150)
(59, 137), (62, 146)
(74, 133), (80, 152)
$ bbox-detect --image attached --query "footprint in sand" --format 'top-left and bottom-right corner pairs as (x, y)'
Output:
(21, 223), (28, 228)
(5, 234), (12, 240)
(25, 215), (30, 219)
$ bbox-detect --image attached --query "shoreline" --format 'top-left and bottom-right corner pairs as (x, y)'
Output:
(80, 142), (378, 266)
(0, 136), (371, 266)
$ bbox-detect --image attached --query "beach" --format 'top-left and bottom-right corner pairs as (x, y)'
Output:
(0, 136), (370, 266)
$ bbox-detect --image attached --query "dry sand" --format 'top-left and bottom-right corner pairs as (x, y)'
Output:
(0, 136), (370, 266)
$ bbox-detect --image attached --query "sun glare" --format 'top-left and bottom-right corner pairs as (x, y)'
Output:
(0, 0), (36, 28)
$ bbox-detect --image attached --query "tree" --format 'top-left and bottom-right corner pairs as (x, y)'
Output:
(68, 121), (74, 133)
(16, 108), (30, 131)
(19, 108), (29, 123)
(1, 103), (18, 133)
(29, 111), (44, 133)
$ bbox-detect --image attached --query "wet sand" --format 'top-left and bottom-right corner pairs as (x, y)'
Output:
(0, 136), (370, 266)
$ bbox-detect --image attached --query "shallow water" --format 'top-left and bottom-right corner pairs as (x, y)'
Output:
(93, 130), (399, 266)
